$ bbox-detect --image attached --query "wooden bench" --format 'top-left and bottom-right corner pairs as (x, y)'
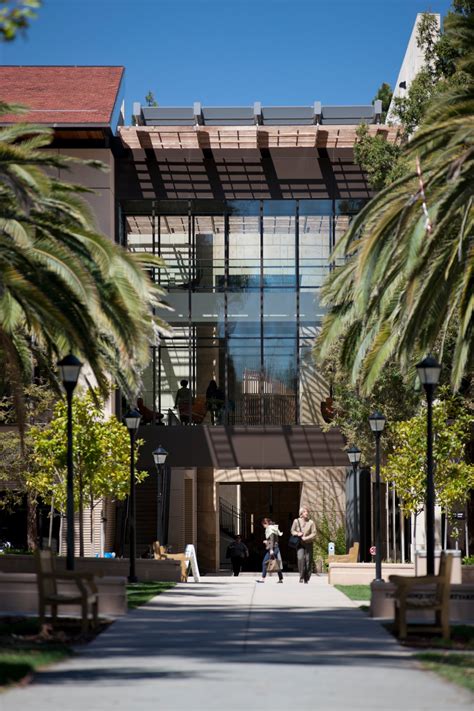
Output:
(389, 552), (453, 640)
(153, 541), (189, 582)
(36, 549), (99, 634)
(328, 542), (359, 564)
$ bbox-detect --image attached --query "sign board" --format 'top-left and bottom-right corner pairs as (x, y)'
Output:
(328, 542), (335, 556)
(184, 544), (201, 583)
(369, 546), (376, 556)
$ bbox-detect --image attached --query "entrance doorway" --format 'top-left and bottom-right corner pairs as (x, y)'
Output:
(240, 482), (301, 571)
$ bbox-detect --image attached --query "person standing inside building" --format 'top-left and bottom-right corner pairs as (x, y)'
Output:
(205, 379), (225, 424)
(175, 379), (192, 424)
(226, 534), (249, 576)
(291, 506), (316, 583)
(257, 518), (283, 583)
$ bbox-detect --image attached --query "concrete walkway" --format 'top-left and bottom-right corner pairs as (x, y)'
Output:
(3, 574), (472, 710)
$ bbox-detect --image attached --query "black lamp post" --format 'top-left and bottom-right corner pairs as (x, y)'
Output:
(369, 411), (386, 581)
(124, 408), (141, 583)
(416, 355), (442, 576)
(152, 445), (169, 545)
(347, 445), (361, 554)
(57, 354), (83, 571)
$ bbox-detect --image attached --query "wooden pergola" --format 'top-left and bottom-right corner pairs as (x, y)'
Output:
(119, 124), (399, 151)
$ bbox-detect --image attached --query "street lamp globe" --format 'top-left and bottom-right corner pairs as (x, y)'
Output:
(124, 409), (141, 432)
(153, 445), (169, 467)
(369, 411), (386, 433)
(416, 355), (442, 387)
(347, 446), (361, 465)
(58, 353), (83, 389)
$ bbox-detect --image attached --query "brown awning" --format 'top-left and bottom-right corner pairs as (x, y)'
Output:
(120, 124), (399, 151)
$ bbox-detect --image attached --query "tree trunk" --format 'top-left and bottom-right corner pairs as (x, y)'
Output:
(26, 492), (38, 551)
(90, 495), (94, 557)
(79, 470), (84, 557)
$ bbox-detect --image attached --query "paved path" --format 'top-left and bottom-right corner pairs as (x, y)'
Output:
(3, 574), (471, 710)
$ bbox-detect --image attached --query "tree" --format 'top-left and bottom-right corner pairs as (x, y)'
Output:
(354, 123), (404, 191)
(27, 390), (147, 556)
(0, 383), (56, 549)
(382, 391), (474, 527)
(145, 91), (158, 107)
(0, 104), (169, 422)
(374, 82), (393, 122)
(0, 0), (39, 41)
(316, 10), (474, 394)
(319, 342), (420, 465)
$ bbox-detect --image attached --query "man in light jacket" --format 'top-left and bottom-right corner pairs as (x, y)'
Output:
(291, 506), (316, 583)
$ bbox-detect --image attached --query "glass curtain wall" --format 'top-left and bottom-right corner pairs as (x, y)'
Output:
(124, 199), (364, 425)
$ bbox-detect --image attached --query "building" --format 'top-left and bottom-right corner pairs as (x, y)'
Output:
(0, 66), (399, 569)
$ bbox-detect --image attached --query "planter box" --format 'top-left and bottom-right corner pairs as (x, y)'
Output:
(0, 572), (127, 617)
(328, 563), (415, 585)
(329, 551), (462, 586)
(0, 555), (182, 582)
(370, 581), (474, 622)
(462, 566), (474, 584)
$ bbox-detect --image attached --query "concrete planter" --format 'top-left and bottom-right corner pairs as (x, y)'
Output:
(0, 554), (182, 582)
(329, 551), (462, 586)
(370, 581), (474, 623)
(0, 572), (127, 616)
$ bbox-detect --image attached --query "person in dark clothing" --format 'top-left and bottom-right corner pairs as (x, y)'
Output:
(226, 535), (249, 576)
(175, 379), (192, 424)
(206, 379), (225, 424)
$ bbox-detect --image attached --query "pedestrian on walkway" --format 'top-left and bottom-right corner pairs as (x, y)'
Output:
(226, 534), (249, 576)
(291, 506), (316, 583)
(257, 517), (283, 583)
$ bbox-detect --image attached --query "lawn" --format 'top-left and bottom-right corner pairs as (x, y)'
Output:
(416, 652), (474, 693)
(126, 581), (175, 609)
(334, 584), (371, 601)
(0, 648), (70, 686)
(0, 617), (72, 687)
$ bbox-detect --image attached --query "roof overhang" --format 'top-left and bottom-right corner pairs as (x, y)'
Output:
(120, 124), (399, 151)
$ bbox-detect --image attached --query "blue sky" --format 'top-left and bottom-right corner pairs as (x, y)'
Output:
(1, 0), (453, 117)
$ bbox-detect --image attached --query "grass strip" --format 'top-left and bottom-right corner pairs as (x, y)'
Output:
(0, 648), (70, 687)
(334, 584), (371, 601)
(416, 652), (474, 693)
(127, 581), (175, 609)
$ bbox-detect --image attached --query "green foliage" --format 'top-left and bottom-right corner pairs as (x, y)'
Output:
(26, 389), (147, 513)
(317, 9), (474, 393)
(462, 555), (474, 565)
(0, 384), (56, 510)
(0, 0), (40, 41)
(313, 509), (346, 564)
(416, 653), (474, 692)
(354, 124), (404, 191)
(320, 342), (420, 465)
(0, 103), (169, 424)
(382, 390), (474, 520)
(373, 82), (393, 121)
(145, 91), (158, 107)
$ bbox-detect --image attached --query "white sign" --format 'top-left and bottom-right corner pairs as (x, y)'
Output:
(328, 542), (335, 556)
(184, 544), (201, 583)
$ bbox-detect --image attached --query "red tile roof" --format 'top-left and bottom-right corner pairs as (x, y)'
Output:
(0, 66), (124, 125)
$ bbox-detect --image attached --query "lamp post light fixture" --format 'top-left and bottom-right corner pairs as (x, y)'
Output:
(57, 354), (83, 571)
(124, 408), (141, 583)
(152, 445), (169, 545)
(347, 445), (361, 555)
(416, 355), (442, 576)
(369, 411), (386, 581)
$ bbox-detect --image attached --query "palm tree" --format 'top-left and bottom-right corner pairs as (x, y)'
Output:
(0, 104), (169, 416)
(317, 12), (474, 393)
